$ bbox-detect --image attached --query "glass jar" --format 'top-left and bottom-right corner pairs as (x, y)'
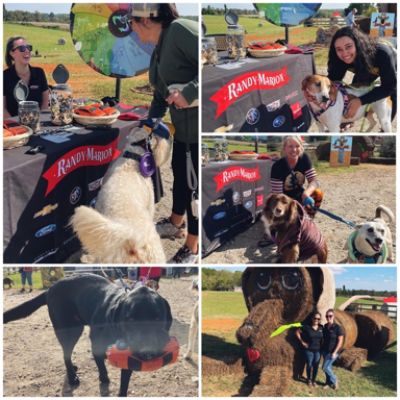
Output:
(202, 37), (218, 66)
(18, 101), (40, 133)
(226, 24), (246, 60)
(214, 137), (229, 161)
(50, 83), (73, 125)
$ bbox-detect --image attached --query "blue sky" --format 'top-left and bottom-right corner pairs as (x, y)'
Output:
(209, 267), (397, 291)
(4, 3), (199, 16)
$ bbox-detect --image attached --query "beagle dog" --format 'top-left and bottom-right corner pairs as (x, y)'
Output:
(302, 74), (392, 132)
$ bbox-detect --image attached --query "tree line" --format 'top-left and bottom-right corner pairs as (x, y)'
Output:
(3, 7), (69, 23)
(202, 268), (242, 291)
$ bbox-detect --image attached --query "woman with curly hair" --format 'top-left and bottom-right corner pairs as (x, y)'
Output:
(328, 26), (396, 121)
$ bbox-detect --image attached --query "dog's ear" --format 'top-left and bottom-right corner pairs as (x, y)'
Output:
(329, 81), (338, 102)
(264, 194), (275, 212)
(287, 199), (299, 224)
(301, 76), (310, 92)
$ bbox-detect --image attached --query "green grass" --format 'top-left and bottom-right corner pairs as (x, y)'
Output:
(202, 291), (247, 320)
(4, 271), (44, 289)
(336, 296), (385, 307)
(4, 23), (81, 65)
(203, 15), (317, 44)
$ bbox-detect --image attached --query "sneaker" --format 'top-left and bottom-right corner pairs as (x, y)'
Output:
(20, 288), (25, 293)
(156, 218), (186, 239)
(332, 382), (338, 390)
(307, 380), (312, 387)
(169, 245), (198, 264)
(312, 382), (317, 387)
(323, 384), (330, 390)
(29, 288), (33, 293)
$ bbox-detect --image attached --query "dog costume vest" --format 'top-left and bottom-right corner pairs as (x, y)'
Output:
(277, 203), (325, 260)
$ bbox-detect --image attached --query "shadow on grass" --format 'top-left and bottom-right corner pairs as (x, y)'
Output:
(358, 350), (397, 392)
(202, 333), (242, 361)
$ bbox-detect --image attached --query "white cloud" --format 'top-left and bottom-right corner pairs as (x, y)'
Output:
(329, 266), (347, 275)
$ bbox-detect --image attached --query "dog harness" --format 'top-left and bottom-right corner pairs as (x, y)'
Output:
(309, 82), (350, 120)
(347, 231), (388, 263)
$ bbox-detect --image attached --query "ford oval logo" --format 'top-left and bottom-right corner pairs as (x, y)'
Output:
(213, 211), (227, 220)
(35, 224), (57, 238)
(273, 115), (286, 128)
(244, 201), (253, 209)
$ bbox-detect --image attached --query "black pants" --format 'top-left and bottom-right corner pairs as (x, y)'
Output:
(171, 140), (198, 236)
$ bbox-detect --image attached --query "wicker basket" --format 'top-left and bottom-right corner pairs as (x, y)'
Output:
(248, 47), (287, 58)
(3, 127), (33, 149)
(229, 152), (259, 161)
(73, 110), (120, 126)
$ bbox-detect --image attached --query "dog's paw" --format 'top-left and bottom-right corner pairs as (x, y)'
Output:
(184, 351), (192, 360)
(68, 375), (80, 386)
(73, 364), (78, 372)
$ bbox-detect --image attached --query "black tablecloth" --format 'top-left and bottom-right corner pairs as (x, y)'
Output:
(202, 158), (273, 256)
(202, 52), (315, 132)
(3, 113), (139, 263)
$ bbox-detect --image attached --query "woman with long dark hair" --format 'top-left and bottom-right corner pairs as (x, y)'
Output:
(129, 4), (198, 263)
(3, 36), (49, 118)
(328, 26), (396, 121)
(296, 311), (324, 387)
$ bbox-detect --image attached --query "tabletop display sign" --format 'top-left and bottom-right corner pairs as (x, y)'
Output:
(329, 136), (352, 167)
(370, 12), (395, 38)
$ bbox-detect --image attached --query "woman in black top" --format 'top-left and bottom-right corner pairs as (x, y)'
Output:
(3, 36), (49, 118)
(328, 27), (397, 121)
(296, 311), (323, 387)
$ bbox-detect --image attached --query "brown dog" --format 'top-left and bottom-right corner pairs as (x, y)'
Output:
(261, 193), (328, 263)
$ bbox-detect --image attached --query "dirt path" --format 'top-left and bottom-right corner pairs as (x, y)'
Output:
(202, 164), (396, 264)
(3, 276), (198, 397)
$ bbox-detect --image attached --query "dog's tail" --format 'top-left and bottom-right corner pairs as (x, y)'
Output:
(4, 291), (47, 323)
(375, 205), (394, 223)
(70, 206), (165, 263)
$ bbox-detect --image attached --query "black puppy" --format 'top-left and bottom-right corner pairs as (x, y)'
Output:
(3, 277), (14, 289)
(4, 273), (172, 396)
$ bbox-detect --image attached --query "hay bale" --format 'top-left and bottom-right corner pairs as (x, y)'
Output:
(353, 311), (395, 356)
(334, 310), (358, 349)
(316, 27), (327, 44)
(336, 347), (368, 372)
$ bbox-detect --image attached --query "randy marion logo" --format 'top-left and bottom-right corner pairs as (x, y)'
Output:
(42, 139), (120, 196)
(214, 166), (261, 192)
(210, 67), (291, 118)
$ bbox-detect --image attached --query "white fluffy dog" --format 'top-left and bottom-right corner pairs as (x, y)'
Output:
(345, 205), (394, 263)
(70, 124), (172, 263)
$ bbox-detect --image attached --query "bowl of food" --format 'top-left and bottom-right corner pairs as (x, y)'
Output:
(248, 41), (287, 58)
(73, 104), (120, 126)
(3, 122), (33, 149)
(229, 150), (259, 160)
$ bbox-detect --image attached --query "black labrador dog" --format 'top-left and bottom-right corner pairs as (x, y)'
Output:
(3, 273), (172, 396)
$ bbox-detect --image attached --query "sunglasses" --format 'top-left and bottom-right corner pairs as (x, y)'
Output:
(12, 45), (33, 53)
(326, 314), (334, 318)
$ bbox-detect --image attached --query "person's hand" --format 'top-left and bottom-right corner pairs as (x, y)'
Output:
(166, 90), (189, 109)
(344, 98), (362, 119)
(303, 196), (315, 208)
(331, 352), (338, 359)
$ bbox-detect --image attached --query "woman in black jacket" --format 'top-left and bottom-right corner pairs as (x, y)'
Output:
(328, 27), (396, 121)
